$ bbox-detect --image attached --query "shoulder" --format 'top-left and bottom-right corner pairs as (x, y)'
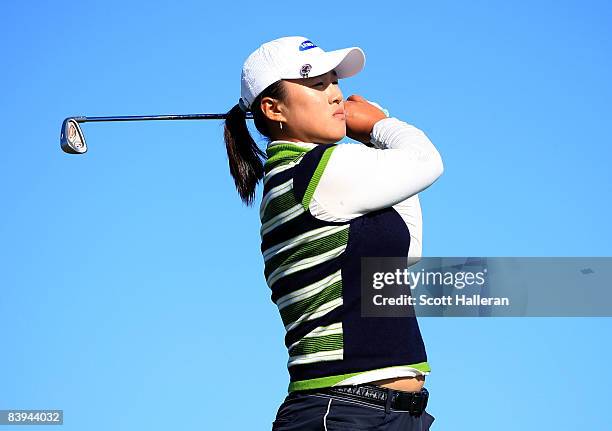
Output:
(327, 142), (381, 159)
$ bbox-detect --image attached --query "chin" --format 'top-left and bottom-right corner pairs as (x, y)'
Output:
(329, 128), (347, 143)
(315, 126), (346, 144)
(319, 134), (344, 144)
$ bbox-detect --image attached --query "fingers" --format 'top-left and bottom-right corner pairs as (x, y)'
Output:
(347, 95), (387, 114)
(346, 95), (389, 119)
(366, 100), (382, 110)
(346, 94), (367, 102)
(365, 100), (390, 117)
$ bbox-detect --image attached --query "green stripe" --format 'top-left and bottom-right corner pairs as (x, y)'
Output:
(287, 362), (432, 393)
(280, 279), (342, 326)
(265, 227), (348, 279)
(264, 144), (310, 174)
(265, 148), (308, 174)
(289, 333), (343, 356)
(266, 142), (311, 158)
(261, 189), (298, 225)
(264, 153), (300, 174)
(302, 146), (337, 210)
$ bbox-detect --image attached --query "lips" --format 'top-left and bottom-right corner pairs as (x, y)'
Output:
(333, 107), (345, 119)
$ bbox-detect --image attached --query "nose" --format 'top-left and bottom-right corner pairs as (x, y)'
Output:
(329, 84), (343, 105)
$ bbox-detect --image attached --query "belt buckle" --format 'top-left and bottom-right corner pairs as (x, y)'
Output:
(398, 388), (428, 416)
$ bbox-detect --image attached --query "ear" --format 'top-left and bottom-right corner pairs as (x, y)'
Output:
(260, 96), (288, 122)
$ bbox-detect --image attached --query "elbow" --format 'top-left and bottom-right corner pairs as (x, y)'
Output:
(430, 150), (444, 180)
(436, 154), (444, 178)
(418, 133), (444, 180)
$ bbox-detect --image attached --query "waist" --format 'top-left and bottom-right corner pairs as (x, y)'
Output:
(303, 383), (430, 416)
(369, 375), (426, 392)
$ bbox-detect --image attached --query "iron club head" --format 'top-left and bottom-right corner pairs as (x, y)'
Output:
(60, 118), (87, 154)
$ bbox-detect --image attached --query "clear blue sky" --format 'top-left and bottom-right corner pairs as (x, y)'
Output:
(1, 1), (611, 429)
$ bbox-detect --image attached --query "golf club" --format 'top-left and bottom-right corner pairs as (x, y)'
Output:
(60, 112), (254, 154)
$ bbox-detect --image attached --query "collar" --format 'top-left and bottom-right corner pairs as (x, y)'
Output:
(265, 140), (320, 160)
(267, 140), (318, 150)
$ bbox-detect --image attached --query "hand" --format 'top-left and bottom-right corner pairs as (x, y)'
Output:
(344, 94), (388, 145)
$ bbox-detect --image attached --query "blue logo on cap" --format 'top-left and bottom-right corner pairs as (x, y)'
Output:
(299, 40), (317, 51)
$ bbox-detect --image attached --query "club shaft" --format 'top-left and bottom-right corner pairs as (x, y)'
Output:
(70, 113), (253, 122)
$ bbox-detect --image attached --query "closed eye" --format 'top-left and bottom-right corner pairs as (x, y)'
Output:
(314, 81), (339, 87)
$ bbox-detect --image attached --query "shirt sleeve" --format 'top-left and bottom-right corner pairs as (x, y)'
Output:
(311, 117), (444, 218)
(392, 194), (423, 266)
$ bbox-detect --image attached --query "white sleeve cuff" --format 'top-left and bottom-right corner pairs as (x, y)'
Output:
(370, 117), (429, 150)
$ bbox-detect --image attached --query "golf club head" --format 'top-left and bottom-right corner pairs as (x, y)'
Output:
(60, 118), (87, 154)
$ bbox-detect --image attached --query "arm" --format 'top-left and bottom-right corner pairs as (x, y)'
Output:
(311, 117), (444, 218)
(392, 194), (423, 266)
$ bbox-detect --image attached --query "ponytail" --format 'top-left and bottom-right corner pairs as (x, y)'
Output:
(223, 80), (287, 206)
(224, 104), (265, 206)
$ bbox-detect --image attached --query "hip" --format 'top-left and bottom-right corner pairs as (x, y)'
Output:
(272, 383), (434, 430)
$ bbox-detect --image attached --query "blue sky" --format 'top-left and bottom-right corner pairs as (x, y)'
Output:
(1, 0), (611, 429)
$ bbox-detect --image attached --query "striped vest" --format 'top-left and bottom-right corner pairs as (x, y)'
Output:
(260, 140), (430, 393)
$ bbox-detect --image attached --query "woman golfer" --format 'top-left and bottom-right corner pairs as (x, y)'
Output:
(224, 36), (443, 431)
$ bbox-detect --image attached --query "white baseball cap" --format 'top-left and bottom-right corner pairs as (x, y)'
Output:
(239, 36), (366, 111)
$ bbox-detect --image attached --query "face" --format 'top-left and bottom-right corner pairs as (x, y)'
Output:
(261, 70), (345, 144)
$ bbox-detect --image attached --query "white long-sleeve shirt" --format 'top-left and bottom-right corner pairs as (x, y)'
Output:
(308, 116), (444, 266)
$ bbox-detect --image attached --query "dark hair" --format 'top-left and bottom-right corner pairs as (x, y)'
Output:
(224, 80), (288, 206)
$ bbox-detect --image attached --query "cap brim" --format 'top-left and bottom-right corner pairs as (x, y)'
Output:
(281, 46), (366, 80)
(322, 47), (365, 79)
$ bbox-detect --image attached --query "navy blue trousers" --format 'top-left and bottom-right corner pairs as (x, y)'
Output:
(271, 388), (436, 430)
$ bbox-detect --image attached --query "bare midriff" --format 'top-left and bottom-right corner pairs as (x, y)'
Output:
(369, 375), (426, 392)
